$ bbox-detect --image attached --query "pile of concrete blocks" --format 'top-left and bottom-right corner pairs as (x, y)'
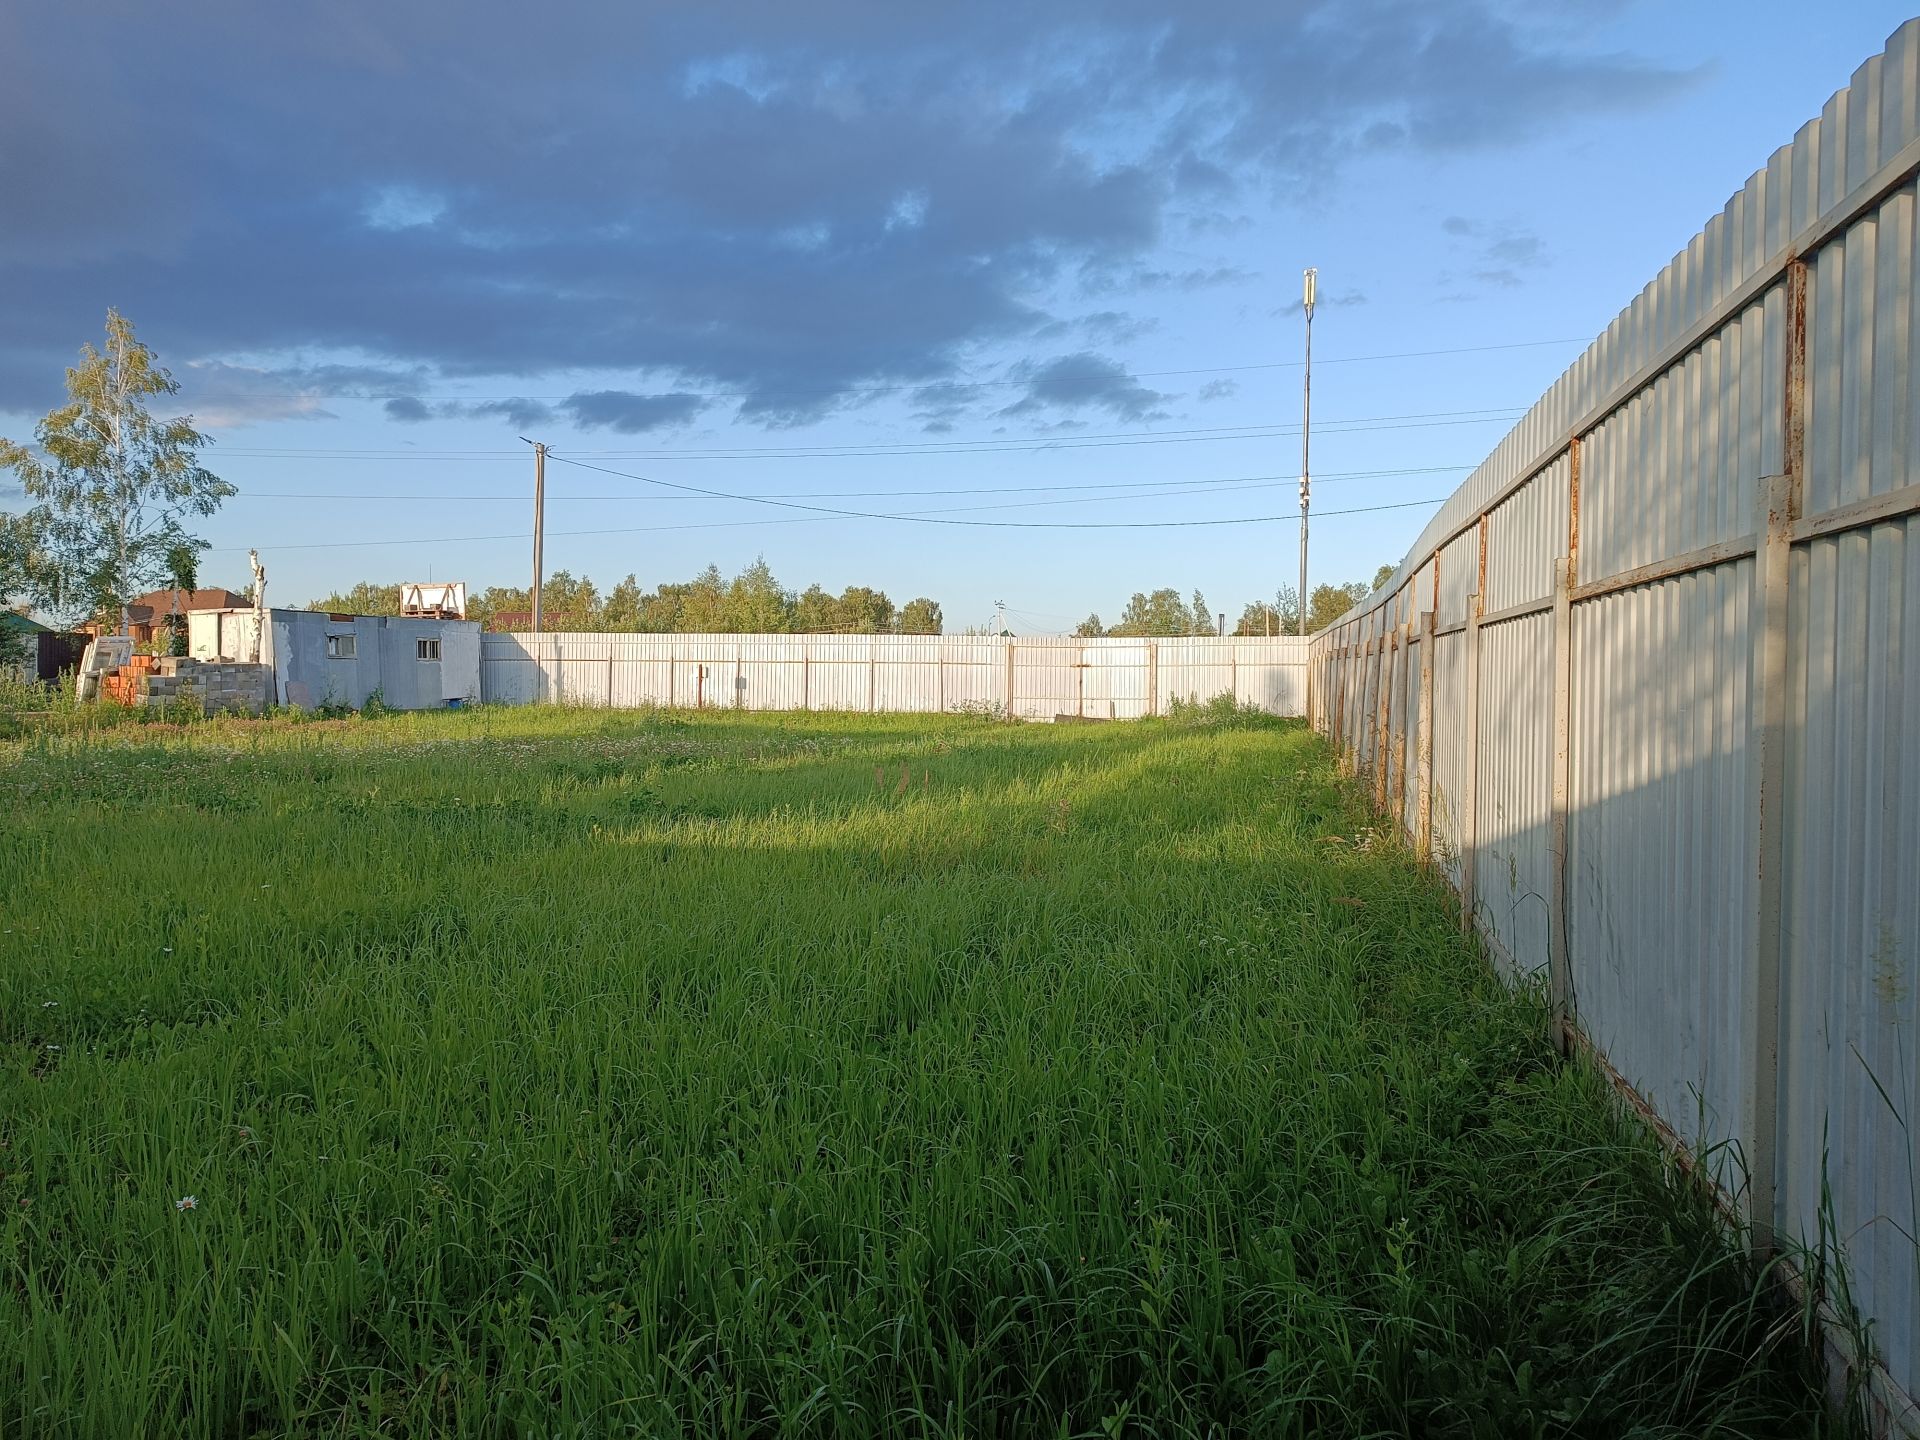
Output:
(140, 657), (273, 715)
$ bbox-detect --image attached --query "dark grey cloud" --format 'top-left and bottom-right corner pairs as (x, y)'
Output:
(997, 353), (1170, 424)
(559, 392), (707, 434)
(0, 2), (1690, 427)
(468, 398), (557, 431)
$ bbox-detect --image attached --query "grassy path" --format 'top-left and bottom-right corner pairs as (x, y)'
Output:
(1, 708), (1837, 1436)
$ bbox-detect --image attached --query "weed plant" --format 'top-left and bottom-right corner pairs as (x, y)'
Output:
(0, 708), (1843, 1437)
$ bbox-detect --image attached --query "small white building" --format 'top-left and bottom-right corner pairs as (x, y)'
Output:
(188, 607), (481, 711)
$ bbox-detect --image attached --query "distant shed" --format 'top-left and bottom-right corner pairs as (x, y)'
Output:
(188, 607), (481, 710)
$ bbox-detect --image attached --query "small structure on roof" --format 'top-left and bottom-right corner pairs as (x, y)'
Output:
(400, 582), (467, 619)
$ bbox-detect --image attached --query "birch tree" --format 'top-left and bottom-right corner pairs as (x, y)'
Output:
(0, 311), (232, 630)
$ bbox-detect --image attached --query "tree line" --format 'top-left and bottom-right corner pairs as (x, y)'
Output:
(311, 559), (945, 635)
(1074, 569), (1394, 638)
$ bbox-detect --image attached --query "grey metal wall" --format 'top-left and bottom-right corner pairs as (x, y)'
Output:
(250, 610), (482, 710)
(480, 632), (1308, 719)
(1311, 22), (1920, 1427)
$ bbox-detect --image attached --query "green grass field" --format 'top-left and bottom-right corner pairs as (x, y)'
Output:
(1, 706), (1840, 1437)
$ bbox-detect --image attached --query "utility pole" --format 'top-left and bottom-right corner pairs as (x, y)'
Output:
(994, 599), (1006, 636)
(522, 438), (547, 634)
(1298, 266), (1316, 637)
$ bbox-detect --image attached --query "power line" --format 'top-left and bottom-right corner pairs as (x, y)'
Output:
(183, 337), (1588, 404)
(555, 451), (1452, 531)
(227, 462), (1475, 504)
(207, 406), (1526, 461)
(206, 495), (1449, 556)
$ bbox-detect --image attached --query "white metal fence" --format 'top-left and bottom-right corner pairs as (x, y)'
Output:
(1311, 21), (1920, 1427)
(481, 632), (1309, 720)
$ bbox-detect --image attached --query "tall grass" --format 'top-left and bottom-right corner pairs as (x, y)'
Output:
(0, 707), (1843, 1436)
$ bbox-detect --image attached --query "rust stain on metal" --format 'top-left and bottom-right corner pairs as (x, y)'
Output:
(1567, 435), (1582, 584)
(1476, 515), (1489, 618)
(1783, 256), (1807, 520)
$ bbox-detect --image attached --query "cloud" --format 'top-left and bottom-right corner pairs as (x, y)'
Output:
(0, 3), (1691, 426)
(1030, 309), (1158, 347)
(997, 352), (1170, 424)
(909, 381), (984, 434)
(169, 360), (431, 426)
(1439, 216), (1547, 290)
(1197, 379), (1239, 402)
(560, 391), (708, 434)
(467, 398), (557, 431)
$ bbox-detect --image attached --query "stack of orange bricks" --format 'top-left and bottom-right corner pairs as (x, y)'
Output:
(98, 653), (156, 706)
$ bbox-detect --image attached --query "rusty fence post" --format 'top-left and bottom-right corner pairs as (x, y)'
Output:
(1745, 468), (1796, 1256)
(1416, 610), (1436, 862)
(1460, 593), (1483, 936)
(1548, 556), (1573, 1051)
(1743, 256), (1806, 1257)
(1393, 621), (1413, 836)
(1374, 629), (1394, 813)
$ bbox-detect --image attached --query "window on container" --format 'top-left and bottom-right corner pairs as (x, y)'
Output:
(417, 637), (441, 661)
(325, 633), (357, 659)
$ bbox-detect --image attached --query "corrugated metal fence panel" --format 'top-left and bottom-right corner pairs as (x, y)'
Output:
(1437, 530), (1479, 625)
(1474, 613), (1552, 978)
(1482, 458), (1568, 613)
(938, 639), (1004, 712)
(1780, 517), (1920, 1395)
(1305, 21), (1920, 1414)
(1807, 177), (1920, 517)
(476, 634), (1307, 719)
(1584, 294), (1779, 583)
(1087, 640), (1151, 719)
(1569, 561), (1755, 1174)
(803, 636), (878, 711)
(874, 635), (948, 714)
(1012, 637), (1081, 720)
(1235, 638), (1304, 715)
(1156, 638), (1235, 710)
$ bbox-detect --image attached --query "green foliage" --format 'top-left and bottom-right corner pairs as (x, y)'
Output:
(0, 311), (233, 628)
(160, 542), (199, 656)
(0, 711), (1846, 1437)
(325, 559), (945, 635)
(1163, 690), (1274, 728)
(306, 581), (402, 617)
(896, 596), (943, 635)
(1107, 586), (1212, 636)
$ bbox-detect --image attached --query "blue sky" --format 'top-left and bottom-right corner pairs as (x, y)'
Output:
(0, 1), (1911, 630)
